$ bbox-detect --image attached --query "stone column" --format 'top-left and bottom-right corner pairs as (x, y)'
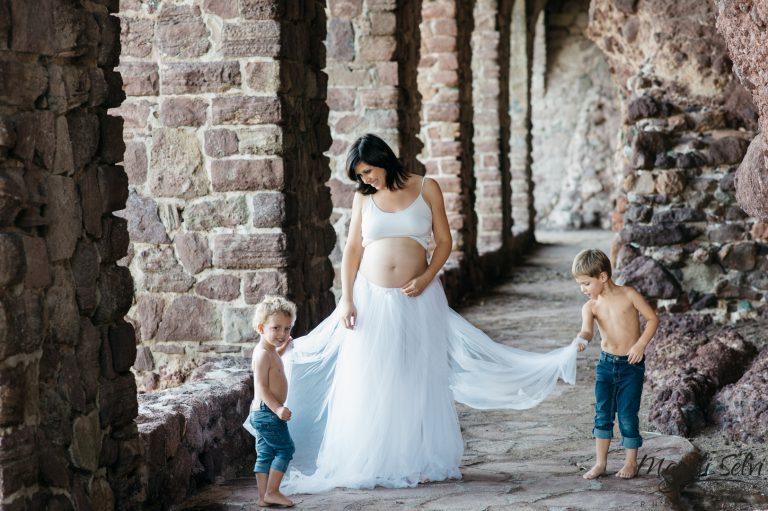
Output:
(471, 0), (510, 253)
(509, 0), (535, 235)
(325, 0), (424, 295)
(589, 0), (767, 314)
(418, 0), (478, 274)
(115, 1), (334, 389)
(0, 0), (141, 508)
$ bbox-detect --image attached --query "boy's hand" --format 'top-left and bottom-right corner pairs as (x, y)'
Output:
(571, 336), (589, 352)
(627, 343), (645, 364)
(276, 406), (292, 421)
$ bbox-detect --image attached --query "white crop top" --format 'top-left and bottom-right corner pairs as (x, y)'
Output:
(361, 177), (432, 249)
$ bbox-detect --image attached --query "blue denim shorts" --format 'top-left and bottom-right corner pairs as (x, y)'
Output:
(593, 351), (644, 449)
(250, 402), (295, 474)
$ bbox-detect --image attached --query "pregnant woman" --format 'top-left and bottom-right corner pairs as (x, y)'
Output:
(246, 133), (579, 493)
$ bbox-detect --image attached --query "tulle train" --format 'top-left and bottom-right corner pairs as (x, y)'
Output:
(244, 275), (578, 494)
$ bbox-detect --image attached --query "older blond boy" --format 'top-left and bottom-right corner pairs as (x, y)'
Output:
(249, 295), (297, 507)
(571, 249), (658, 480)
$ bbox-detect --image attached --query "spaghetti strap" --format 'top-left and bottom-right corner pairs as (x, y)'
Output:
(420, 176), (427, 194)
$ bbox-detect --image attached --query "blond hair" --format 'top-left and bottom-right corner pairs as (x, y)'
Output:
(253, 295), (297, 327)
(572, 248), (612, 278)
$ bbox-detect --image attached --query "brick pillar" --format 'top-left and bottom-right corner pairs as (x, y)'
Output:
(325, 0), (424, 295)
(0, 0), (141, 508)
(471, 0), (507, 254)
(115, 1), (334, 390)
(419, 0), (477, 272)
(509, 0), (535, 234)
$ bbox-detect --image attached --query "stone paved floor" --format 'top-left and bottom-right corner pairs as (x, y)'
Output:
(178, 230), (694, 511)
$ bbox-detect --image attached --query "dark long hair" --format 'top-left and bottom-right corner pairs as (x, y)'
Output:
(345, 134), (410, 195)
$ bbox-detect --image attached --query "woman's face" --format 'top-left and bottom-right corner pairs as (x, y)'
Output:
(354, 161), (387, 190)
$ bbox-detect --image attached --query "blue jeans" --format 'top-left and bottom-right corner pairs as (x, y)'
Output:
(250, 402), (295, 474)
(593, 351), (644, 449)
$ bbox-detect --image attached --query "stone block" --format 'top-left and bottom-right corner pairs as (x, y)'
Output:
(99, 114), (126, 164)
(327, 88), (356, 111)
(617, 255), (680, 299)
(211, 96), (281, 125)
(93, 265), (134, 325)
(327, 19), (354, 61)
(110, 100), (152, 130)
(252, 192), (292, 228)
(221, 21), (280, 58)
(98, 374), (138, 427)
(161, 62), (241, 94)
(240, 0), (284, 19)
(212, 233), (290, 269)
(53, 116), (75, 175)
(156, 4), (210, 58)
(203, 0), (238, 18)
(160, 97), (208, 127)
(237, 126), (284, 155)
(183, 196), (248, 231)
(620, 223), (701, 246)
(175, 232), (211, 275)
(243, 270), (289, 304)
(134, 346), (155, 371)
(118, 190), (169, 244)
(9, 0), (55, 54)
(155, 296), (221, 342)
(97, 216), (130, 263)
(45, 176), (81, 262)
(0, 60), (48, 109)
(329, 0), (362, 17)
(358, 35), (396, 61)
(718, 242), (757, 271)
(124, 141), (148, 185)
(110, 319), (137, 373)
(244, 61), (280, 93)
(118, 62), (159, 96)
(0, 233), (24, 287)
(204, 129), (239, 158)
(210, 159), (284, 192)
(135, 294), (165, 340)
(77, 318), (101, 402)
(13, 111), (55, 170)
(148, 129), (207, 199)
(223, 307), (258, 343)
(0, 364), (25, 426)
(71, 412), (102, 471)
(120, 16), (154, 58)
(709, 136), (749, 166)
(195, 275), (241, 301)
(22, 237), (51, 289)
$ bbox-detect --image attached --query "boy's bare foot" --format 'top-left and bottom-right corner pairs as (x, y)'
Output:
(616, 461), (638, 479)
(264, 491), (295, 508)
(257, 498), (272, 508)
(583, 463), (607, 480)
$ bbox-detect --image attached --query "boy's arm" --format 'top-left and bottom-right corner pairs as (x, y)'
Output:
(572, 302), (594, 351)
(253, 354), (287, 415)
(627, 288), (659, 363)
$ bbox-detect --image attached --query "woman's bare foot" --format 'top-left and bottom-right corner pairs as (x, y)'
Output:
(583, 463), (607, 480)
(264, 491), (295, 508)
(616, 461), (638, 479)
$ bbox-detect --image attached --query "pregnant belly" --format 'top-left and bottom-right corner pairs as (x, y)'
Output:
(359, 237), (428, 288)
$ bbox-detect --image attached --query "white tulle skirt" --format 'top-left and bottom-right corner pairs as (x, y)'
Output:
(244, 275), (578, 494)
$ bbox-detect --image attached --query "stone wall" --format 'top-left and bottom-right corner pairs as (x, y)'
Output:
(0, 0), (142, 508)
(531, 0), (620, 230)
(588, 0), (767, 316)
(114, 0), (335, 391)
(138, 359), (254, 510)
(715, 0), (768, 223)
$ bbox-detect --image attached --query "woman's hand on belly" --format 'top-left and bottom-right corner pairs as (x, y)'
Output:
(401, 273), (431, 298)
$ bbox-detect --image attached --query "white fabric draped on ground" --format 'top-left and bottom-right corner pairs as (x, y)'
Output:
(244, 275), (579, 494)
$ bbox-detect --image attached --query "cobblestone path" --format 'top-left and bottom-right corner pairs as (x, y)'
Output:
(179, 230), (691, 511)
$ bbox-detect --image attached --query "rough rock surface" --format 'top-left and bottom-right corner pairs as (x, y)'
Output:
(648, 327), (757, 436)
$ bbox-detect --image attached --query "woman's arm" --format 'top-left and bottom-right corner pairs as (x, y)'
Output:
(340, 192), (364, 328)
(402, 178), (452, 297)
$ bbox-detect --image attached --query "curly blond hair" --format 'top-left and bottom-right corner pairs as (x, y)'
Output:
(253, 295), (297, 328)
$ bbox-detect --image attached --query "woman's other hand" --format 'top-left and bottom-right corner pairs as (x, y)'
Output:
(340, 300), (357, 329)
(401, 274), (430, 298)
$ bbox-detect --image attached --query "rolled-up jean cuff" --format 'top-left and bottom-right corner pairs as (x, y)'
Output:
(272, 457), (290, 473)
(621, 436), (642, 449)
(254, 461), (272, 474)
(593, 428), (613, 440)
